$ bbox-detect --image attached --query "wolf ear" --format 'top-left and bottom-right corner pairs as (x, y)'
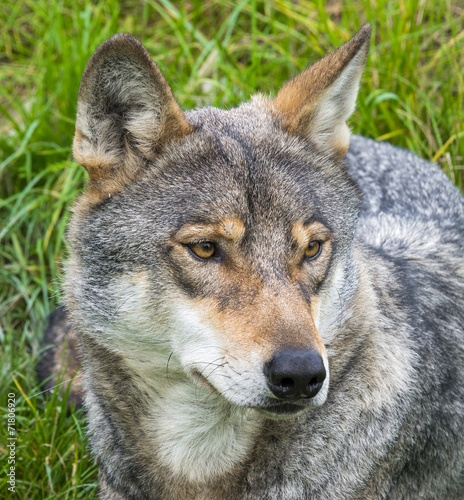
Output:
(73, 33), (193, 186)
(270, 24), (371, 157)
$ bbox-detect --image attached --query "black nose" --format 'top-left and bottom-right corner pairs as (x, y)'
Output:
(264, 349), (326, 400)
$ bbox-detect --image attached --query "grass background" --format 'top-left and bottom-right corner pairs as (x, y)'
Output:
(1, 0), (463, 497)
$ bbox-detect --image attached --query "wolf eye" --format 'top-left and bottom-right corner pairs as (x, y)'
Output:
(188, 241), (217, 260)
(304, 241), (322, 260)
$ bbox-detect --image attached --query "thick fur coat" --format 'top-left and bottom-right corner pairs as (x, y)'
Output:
(39, 25), (464, 499)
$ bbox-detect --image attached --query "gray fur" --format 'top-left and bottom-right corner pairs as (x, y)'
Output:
(59, 28), (464, 499)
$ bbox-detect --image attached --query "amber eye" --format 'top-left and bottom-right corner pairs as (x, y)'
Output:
(304, 241), (322, 260)
(188, 241), (217, 260)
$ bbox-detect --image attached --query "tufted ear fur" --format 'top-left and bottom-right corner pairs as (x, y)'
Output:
(73, 33), (194, 188)
(269, 24), (371, 157)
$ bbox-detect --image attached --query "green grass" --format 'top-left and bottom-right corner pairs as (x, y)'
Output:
(1, 0), (463, 497)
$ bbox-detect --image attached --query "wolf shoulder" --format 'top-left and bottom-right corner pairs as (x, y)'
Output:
(347, 135), (464, 255)
(345, 135), (464, 364)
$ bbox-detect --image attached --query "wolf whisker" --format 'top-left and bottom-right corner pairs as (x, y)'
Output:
(25, 378), (78, 402)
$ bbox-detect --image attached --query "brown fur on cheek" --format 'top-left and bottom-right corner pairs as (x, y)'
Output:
(190, 286), (327, 364)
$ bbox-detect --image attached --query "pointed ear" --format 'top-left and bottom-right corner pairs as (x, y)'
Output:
(73, 33), (194, 186)
(270, 24), (371, 157)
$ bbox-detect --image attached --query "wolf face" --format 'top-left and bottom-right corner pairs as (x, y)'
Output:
(68, 27), (369, 424)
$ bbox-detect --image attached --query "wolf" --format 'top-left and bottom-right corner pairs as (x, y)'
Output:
(38, 24), (464, 499)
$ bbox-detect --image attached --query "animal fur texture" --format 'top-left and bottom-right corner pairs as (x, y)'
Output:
(38, 24), (464, 499)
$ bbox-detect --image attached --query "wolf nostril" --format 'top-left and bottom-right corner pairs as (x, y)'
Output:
(275, 377), (295, 397)
(280, 378), (294, 389)
(264, 349), (326, 400)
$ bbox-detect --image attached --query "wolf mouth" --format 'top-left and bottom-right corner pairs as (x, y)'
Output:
(256, 402), (309, 416)
(190, 368), (317, 417)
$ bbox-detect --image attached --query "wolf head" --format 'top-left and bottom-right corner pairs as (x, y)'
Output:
(68, 25), (370, 419)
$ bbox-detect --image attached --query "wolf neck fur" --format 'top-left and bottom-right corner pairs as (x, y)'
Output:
(83, 345), (262, 485)
(143, 378), (262, 482)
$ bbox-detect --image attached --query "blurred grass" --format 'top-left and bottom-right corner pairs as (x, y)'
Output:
(1, 0), (463, 497)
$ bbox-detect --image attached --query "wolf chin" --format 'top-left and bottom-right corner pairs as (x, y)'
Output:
(39, 24), (464, 499)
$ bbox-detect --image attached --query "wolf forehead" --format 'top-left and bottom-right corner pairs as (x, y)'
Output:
(79, 105), (360, 239)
